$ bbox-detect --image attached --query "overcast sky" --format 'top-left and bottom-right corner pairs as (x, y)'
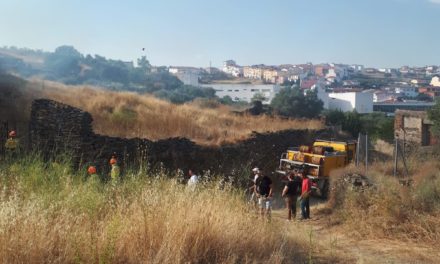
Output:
(0, 0), (439, 68)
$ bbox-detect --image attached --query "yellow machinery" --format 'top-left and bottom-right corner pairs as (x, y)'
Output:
(276, 139), (357, 198)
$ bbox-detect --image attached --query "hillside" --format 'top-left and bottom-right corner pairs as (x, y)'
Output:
(0, 74), (323, 145)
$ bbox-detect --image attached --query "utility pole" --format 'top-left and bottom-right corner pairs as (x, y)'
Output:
(393, 137), (398, 178)
(356, 133), (361, 167)
(365, 133), (368, 174)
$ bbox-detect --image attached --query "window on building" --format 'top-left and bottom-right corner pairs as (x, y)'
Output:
(235, 90), (239, 92)
(251, 89), (259, 92)
(262, 89), (270, 92)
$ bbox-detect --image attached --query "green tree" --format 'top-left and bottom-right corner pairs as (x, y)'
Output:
(271, 87), (323, 118)
(341, 111), (362, 137)
(251, 92), (266, 103)
(44, 45), (82, 80)
(137, 56), (151, 73)
(323, 110), (345, 125)
(428, 98), (440, 137)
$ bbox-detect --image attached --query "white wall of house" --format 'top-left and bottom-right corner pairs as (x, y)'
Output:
(201, 84), (280, 104)
(175, 71), (199, 86)
(395, 86), (418, 97)
(169, 67), (201, 86)
(431, 76), (440, 87)
(328, 92), (373, 113)
(223, 65), (243, 77)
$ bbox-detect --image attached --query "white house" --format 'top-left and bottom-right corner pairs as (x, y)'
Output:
(201, 84), (280, 104)
(327, 91), (374, 113)
(222, 60), (243, 77)
(169, 67), (202, 86)
(373, 91), (395, 103)
(430, 76), (440, 87)
(394, 86), (418, 98)
(350, 64), (364, 72)
(378, 68), (392, 74)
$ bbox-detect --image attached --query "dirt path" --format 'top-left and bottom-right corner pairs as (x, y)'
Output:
(272, 203), (440, 264)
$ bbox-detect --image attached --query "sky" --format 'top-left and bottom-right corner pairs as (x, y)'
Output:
(0, 0), (439, 68)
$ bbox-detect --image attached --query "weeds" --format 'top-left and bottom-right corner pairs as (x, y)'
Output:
(0, 156), (311, 263)
(327, 160), (440, 243)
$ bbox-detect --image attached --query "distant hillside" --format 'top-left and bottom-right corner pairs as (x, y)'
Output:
(0, 74), (323, 145)
(0, 45), (216, 104)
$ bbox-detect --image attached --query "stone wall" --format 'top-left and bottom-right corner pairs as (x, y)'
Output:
(394, 109), (436, 146)
(30, 99), (329, 177)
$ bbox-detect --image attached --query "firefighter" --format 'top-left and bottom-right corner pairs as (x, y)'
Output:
(110, 157), (120, 183)
(5, 130), (19, 159)
(87, 166), (99, 182)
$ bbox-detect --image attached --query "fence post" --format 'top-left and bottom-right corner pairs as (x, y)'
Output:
(393, 138), (398, 178)
(365, 133), (368, 174)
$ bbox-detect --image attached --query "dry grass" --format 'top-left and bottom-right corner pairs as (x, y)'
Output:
(0, 157), (313, 263)
(326, 158), (440, 244)
(22, 78), (322, 145)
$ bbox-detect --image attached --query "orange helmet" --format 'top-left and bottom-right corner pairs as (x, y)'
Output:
(109, 158), (117, 165)
(9, 130), (16, 137)
(87, 166), (97, 175)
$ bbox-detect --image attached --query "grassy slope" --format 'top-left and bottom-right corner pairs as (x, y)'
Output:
(326, 157), (440, 244)
(0, 75), (323, 146)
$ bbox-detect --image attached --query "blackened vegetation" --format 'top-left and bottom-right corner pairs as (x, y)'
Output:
(30, 99), (327, 180)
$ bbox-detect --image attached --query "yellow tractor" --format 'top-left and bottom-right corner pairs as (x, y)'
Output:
(276, 139), (357, 198)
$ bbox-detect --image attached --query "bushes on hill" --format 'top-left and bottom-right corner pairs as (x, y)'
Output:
(270, 87), (323, 118)
(324, 110), (394, 142)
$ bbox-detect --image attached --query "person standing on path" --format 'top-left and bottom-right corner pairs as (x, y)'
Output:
(282, 171), (301, 221)
(300, 168), (312, 220)
(255, 171), (273, 218)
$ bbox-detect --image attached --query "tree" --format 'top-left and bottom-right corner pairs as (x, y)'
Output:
(323, 110), (345, 126)
(44, 45), (82, 80)
(137, 56), (151, 73)
(270, 87), (323, 118)
(341, 111), (362, 137)
(428, 98), (440, 137)
(251, 92), (266, 103)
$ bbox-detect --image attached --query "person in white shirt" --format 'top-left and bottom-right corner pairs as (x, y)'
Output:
(249, 167), (260, 206)
(187, 169), (199, 189)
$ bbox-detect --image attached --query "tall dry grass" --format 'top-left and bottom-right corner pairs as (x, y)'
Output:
(0, 156), (313, 263)
(326, 158), (440, 243)
(24, 79), (323, 145)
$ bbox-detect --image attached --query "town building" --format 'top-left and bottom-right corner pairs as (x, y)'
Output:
(394, 110), (437, 146)
(394, 86), (418, 98)
(222, 60), (243, 77)
(243, 66), (264, 79)
(419, 86), (440, 97)
(350, 64), (364, 72)
(430, 76), (440, 87)
(315, 87), (374, 113)
(314, 65), (329, 77)
(201, 84), (280, 104)
(169, 66), (202, 86)
(263, 68), (279, 83)
(373, 91), (396, 103)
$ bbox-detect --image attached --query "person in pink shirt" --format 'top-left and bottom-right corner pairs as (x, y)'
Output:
(300, 167), (312, 220)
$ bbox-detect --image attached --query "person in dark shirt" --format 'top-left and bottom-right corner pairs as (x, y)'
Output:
(254, 172), (273, 218)
(282, 171), (301, 221)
